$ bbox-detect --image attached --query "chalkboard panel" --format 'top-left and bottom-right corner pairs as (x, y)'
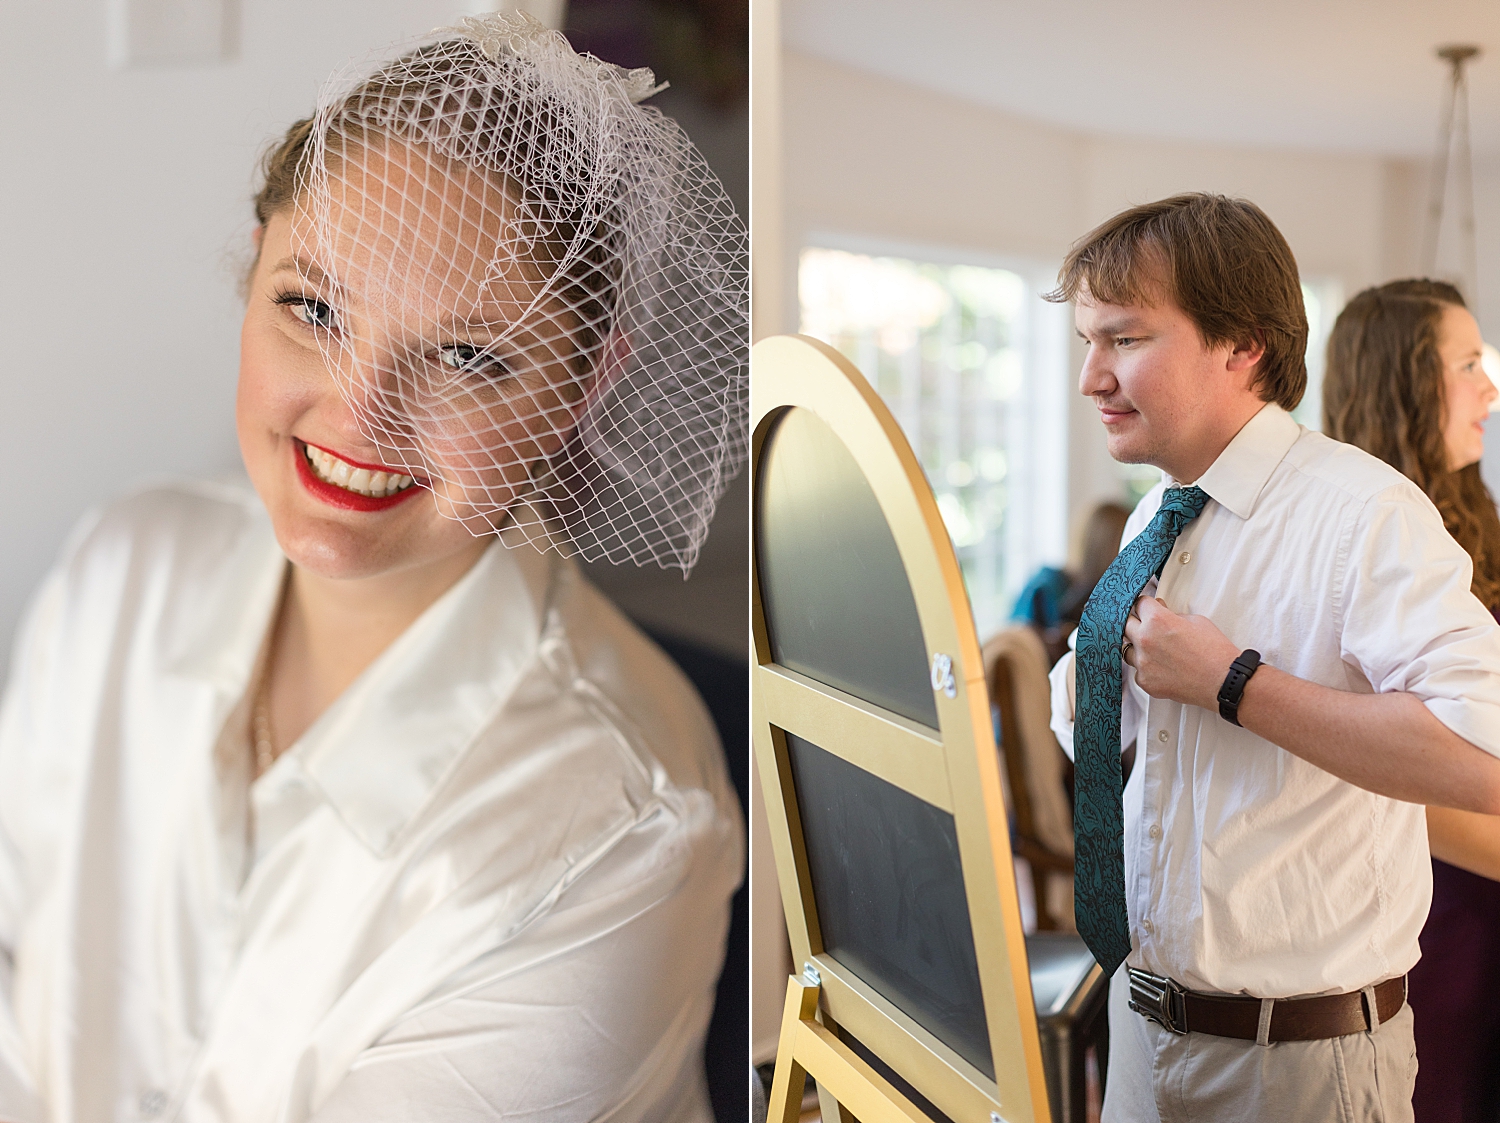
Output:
(786, 731), (993, 1079)
(756, 406), (937, 728)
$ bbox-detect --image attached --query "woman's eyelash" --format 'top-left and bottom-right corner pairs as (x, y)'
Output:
(437, 344), (510, 378)
(271, 290), (338, 331)
(269, 292), (510, 379)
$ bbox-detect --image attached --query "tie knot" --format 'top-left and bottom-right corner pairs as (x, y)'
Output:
(1160, 485), (1209, 520)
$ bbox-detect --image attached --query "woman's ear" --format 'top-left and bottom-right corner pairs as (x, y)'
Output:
(579, 327), (632, 419)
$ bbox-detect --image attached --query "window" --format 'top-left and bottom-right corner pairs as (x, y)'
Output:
(798, 244), (1070, 637)
(1293, 278), (1343, 432)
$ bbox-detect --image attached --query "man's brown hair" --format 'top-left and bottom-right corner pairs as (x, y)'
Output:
(1045, 193), (1309, 411)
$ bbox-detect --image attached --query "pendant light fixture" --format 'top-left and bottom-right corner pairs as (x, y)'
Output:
(1421, 44), (1481, 302)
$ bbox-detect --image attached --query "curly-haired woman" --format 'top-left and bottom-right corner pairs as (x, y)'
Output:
(1324, 278), (1500, 1123)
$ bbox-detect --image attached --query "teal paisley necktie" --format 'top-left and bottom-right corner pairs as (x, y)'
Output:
(1073, 485), (1209, 976)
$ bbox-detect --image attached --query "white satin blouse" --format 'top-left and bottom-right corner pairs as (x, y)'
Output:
(0, 481), (743, 1122)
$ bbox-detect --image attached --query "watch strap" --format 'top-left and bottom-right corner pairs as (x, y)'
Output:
(1217, 649), (1262, 726)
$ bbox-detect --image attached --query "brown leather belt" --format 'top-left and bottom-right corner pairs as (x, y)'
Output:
(1127, 968), (1408, 1042)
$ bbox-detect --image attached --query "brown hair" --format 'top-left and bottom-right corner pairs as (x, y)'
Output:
(1045, 193), (1309, 411)
(253, 117), (315, 225)
(1322, 279), (1500, 610)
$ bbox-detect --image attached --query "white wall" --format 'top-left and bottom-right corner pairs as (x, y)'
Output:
(748, 0), (788, 1066)
(0, 1), (496, 669)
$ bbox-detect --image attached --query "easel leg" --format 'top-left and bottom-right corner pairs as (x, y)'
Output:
(768, 975), (821, 1123)
(765, 970), (937, 1123)
(815, 1078), (859, 1123)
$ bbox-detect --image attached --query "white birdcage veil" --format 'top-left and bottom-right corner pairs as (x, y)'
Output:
(284, 12), (747, 573)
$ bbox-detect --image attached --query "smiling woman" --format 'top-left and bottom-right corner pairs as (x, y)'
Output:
(0, 13), (746, 1122)
(1322, 280), (1500, 1122)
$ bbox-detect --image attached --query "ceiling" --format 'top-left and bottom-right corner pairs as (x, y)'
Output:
(784, 0), (1500, 158)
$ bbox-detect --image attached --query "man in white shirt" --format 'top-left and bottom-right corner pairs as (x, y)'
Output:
(1046, 193), (1500, 1122)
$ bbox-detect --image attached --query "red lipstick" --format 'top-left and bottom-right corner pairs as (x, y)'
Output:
(293, 439), (427, 513)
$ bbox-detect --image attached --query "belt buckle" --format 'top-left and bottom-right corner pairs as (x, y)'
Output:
(1127, 968), (1188, 1034)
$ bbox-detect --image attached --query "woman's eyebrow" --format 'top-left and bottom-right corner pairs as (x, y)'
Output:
(270, 255), (331, 288)
(430, 294), (547, 334)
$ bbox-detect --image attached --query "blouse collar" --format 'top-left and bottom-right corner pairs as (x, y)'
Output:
(173, 494), (557, 856)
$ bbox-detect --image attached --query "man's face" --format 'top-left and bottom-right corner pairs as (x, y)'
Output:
(1074, 284), (1260, 482)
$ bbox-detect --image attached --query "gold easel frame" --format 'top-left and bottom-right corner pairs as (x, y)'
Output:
(752, 335), (1051, 1123)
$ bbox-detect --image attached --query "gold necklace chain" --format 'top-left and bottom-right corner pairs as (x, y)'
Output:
(251, 666), (277, 777)
(251, 562), (297, 779)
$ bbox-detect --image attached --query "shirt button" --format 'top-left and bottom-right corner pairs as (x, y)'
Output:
(1157, 729), (1169, 742)
(1149, 823), (1162, 839)
(1142, 918), (1154, 933)
(1180, 552), (1192, 564)
(139, 1090), (169, 1118)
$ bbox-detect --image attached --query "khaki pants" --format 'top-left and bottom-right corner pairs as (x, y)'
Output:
(1103, 966), (1417, 1123)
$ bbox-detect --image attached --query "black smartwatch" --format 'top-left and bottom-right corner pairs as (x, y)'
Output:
(1217, 649), (1262, 726)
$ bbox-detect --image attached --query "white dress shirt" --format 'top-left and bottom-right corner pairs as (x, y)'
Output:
(0, 480), (743, 1122)
(1049, 404), (1500, 998)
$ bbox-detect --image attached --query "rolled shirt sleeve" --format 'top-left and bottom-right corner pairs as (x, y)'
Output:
(1048, 649), (1076, 760)
(1339, 485), (1500, 757)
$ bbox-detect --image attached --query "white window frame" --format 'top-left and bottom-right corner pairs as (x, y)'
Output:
(798, 232), (1072, 636)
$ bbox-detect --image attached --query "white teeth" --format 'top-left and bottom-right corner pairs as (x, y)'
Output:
(303, 444), (416, 498)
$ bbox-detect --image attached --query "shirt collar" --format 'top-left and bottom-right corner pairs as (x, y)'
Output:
(293, 533), (556, 855)
(1171, 403), (1302, 521)
(173, 496), (559, 857)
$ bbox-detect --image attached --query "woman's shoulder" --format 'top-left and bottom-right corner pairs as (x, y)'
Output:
(363, 557), (742, 970)
(544, 565), (733, 804)
(366, 548), (739, 876)
(64, 478), (265, 566)
(30, 478), (278, 673)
